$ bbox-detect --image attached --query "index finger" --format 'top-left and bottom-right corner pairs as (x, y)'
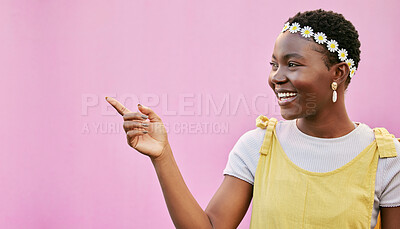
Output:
(105, 97), (131, 116)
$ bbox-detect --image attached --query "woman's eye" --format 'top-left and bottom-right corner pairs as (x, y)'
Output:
(288, 62), (299, 67)
(269, 62), (278, 68)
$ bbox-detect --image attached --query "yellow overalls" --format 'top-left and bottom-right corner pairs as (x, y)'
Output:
(250, 115), (398, 229)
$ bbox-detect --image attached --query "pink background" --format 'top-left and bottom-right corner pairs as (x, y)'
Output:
(1, 0), (399, 228)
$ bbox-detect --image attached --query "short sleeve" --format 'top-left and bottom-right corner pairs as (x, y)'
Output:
(223, 128), (264, 185)
(379, 138), (400, 207)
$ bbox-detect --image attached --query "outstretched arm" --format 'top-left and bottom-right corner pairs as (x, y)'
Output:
(106, 97), (252, 229)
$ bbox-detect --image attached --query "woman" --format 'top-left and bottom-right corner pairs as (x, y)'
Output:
(106, 10), (400, 228)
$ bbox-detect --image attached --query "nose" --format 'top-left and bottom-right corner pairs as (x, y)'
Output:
(270, 68), (288, 85)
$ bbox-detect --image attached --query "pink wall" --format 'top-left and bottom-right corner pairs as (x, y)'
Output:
(1, 0), (399, 228)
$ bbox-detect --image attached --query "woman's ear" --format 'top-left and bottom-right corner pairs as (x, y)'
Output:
(333, 62), (350, 85)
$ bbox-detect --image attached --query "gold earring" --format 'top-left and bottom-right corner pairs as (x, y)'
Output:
(331, 82), (338, 103)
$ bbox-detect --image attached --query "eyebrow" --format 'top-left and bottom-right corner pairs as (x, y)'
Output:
(272, 53), (306, 60)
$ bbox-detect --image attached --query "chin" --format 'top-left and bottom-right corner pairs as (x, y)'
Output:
(280, 111), (298, 120)
(279, 104), (312, 120)
(281, 107), (304, 120)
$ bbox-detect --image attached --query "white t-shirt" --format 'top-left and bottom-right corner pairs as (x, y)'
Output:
(223, 119), (400, 229)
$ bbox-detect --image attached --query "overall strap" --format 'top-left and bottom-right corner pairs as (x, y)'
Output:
(256, 115), (278, 155)
(373, 128), (397, 158)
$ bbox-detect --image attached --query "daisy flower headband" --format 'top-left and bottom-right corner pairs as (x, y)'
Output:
(281, 22), (357, 78)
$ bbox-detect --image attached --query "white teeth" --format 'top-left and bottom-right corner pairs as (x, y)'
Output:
(278, 92), (297, 98)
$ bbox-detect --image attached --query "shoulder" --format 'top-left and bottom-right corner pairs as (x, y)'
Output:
(362, 123), (400, 206)
(384, 137), (400, 164)
(378, 137), (400, 207)
(361, 122), (400, 152)
(223, 127), (266, 184)
(237, 118), (290, 146)
(236, 127), (265, 146)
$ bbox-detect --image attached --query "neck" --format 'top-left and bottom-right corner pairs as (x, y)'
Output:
(296, 101), (355, 138)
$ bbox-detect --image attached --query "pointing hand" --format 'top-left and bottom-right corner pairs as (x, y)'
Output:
(106, 97), (168, 159)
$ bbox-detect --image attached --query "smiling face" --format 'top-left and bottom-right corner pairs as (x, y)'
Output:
(268, 31), (336, 120)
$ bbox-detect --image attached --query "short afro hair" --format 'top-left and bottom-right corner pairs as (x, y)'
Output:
(286, 9), (361, 87)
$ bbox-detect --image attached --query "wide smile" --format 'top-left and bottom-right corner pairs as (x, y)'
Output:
(277, 92), (298, 106)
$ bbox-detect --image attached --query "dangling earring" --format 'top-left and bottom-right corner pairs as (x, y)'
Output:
(331, 82), (338, 103)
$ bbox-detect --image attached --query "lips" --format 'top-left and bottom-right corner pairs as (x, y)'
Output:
(275, 90), (298, 106)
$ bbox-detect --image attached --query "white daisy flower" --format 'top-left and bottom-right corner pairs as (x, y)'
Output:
(282, 22), (290, 32)
(289, 22), (301, 33)
(349, 67), (357, 78)
(337, 48), (348, 61)
(326, 40), (339, 52)
(345, 59), (354, 68)
(314, 32), (327, 44)
(300, 26), (314, 38)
